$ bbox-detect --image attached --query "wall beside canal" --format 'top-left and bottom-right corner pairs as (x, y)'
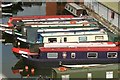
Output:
(84, 0), (120, 35)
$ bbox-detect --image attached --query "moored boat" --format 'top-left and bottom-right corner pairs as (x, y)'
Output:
(65, 3), (88, 16)
(51, 63), (120, 79)
(7, 15), (74, 27)
(14, 28), (108, 48)
(20, 42), (120, 68)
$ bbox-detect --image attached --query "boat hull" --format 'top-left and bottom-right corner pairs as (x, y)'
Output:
(22, 56), (120, 69)
(12, 47), (39, 59)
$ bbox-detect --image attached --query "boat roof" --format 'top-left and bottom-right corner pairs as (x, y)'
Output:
(7, 15), (74, 27)
(37, 28), (100, 33)
(41, 30), (107, 37)
(25, 20), (90, 25)
(22, 16), (94, 22)
(30, 23), (97, 28)
(67, 3), (83, 10)
(62, 64), (107, 68)
(40, 47), (119, 52)
(44, 42), (115, 48)
(9, 15), (73, 19)
(40, 42), (119, 52)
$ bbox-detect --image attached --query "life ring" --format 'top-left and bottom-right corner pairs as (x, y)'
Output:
(58, 67), (67, 72)
(70, 21), (76, 24)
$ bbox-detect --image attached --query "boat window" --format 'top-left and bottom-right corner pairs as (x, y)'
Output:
(68, 7), (71, 10)
(107, 52), (117, 58)
(87, 52), (98, 58)
(47, 53), (58, 58)
(71, 53), (76, 58)
(65, 5), (68, 9)
(48, 38), (57, 43)
(61, 75), (69, 80)
(95, 36), (104, 41)
(71, 8), (73, 12)
(79, 36), (87, 42)
(64, 37), (67, 42)
(111, 11), (115, 19)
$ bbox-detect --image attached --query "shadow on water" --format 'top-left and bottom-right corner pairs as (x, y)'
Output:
(2, 2), (24, 14)
(11, 59), (52, 78)
(2, 2), (43, 17)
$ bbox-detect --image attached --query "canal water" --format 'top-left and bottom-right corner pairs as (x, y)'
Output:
(1, 2), (54, 79)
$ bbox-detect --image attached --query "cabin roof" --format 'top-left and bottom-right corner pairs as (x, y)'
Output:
(44, 42), (116, 48)
(39, 46), (119, 52)
(68, 3), (83, 10)
(41, 30), (107, 36)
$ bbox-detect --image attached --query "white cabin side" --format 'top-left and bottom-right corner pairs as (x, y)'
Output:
(42, 34), (108, 43)
(65, 3), (85, 16)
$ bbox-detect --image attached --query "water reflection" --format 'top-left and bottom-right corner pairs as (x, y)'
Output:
(2, 2), (24, 16)
(12, 59), (52, 78)
(2, 2), (46, 78)
(2, 2), (44, 17)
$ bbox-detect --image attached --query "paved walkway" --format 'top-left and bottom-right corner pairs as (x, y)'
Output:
(81, 4), (120, 36)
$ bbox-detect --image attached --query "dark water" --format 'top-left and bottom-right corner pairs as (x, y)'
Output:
(1, 2), (51, 78)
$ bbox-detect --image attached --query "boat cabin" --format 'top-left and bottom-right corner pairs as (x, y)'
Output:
(37, 29), (108, 43)
(65, 3), (88, 16)
(16, 29), (108, 43)
(20, 41), (120, 69)
(37, 43), (119, 64)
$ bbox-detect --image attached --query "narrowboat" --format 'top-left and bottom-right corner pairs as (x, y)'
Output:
(7, 15), (95, 27)
(3, 16), (98, 43)
(3, 21), (99, 44)
(65, 3), (88, 16)
(5, 19), (99, 34)
(10, 16), (99, 32)
(5, 17), (99, 44)
(7, 15), (74, 27)
(21, 42), (120, 68)
(15, 28), (108, 48)
(51, 64), (120, 79)
(12, 42), (118, 58)
(2, 15), (73, 43)
(19, 16), (95, 26)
